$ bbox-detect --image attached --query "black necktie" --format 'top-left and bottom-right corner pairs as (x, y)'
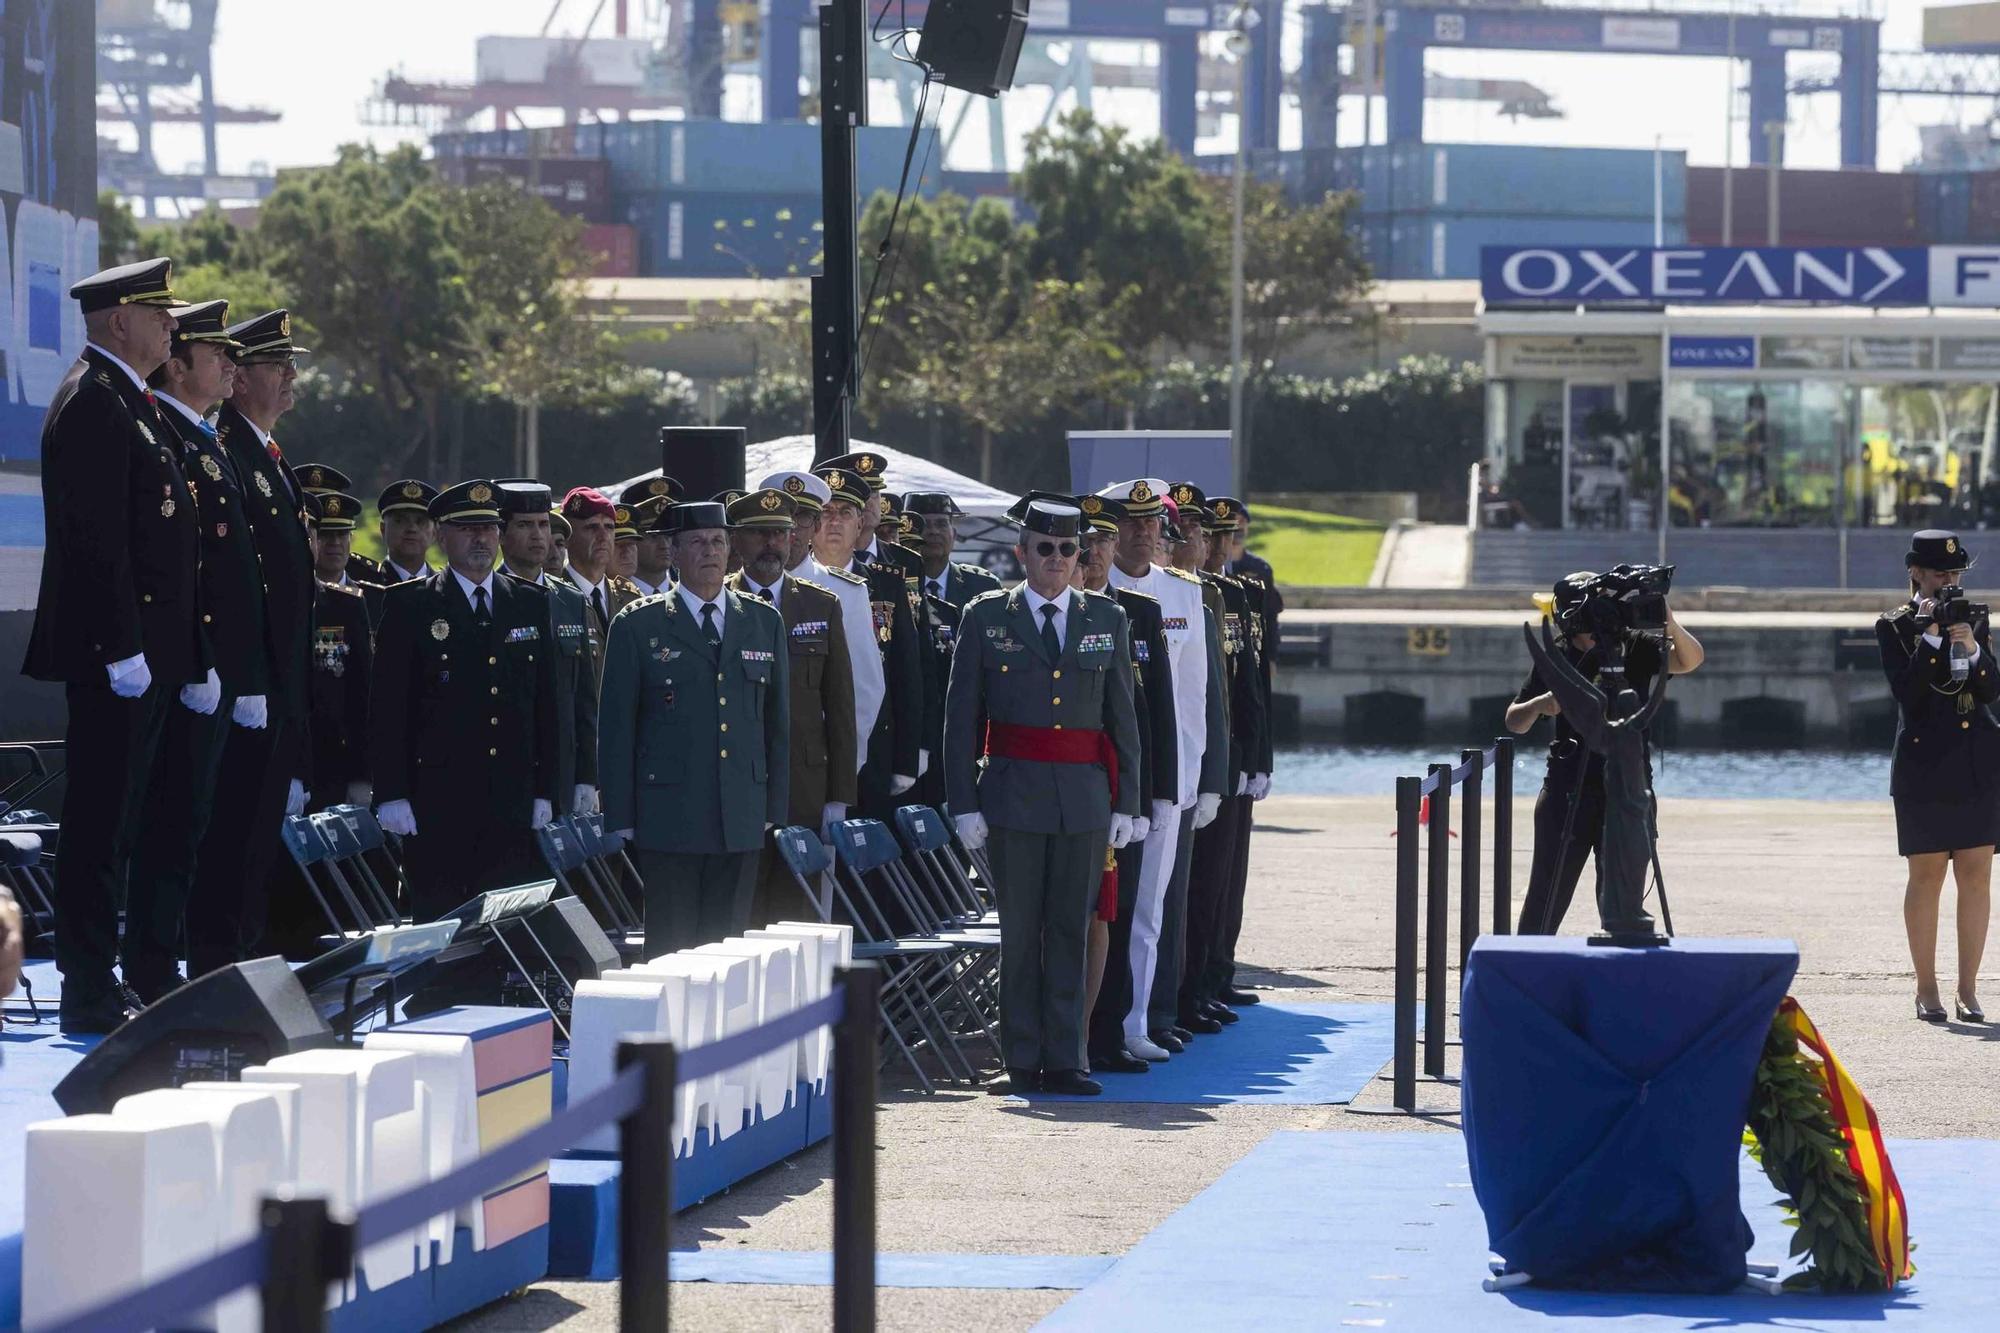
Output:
(753, 585), (774, 603)
(592, 586), (607, 626)
(1040, 604), (1061, 661)
(474, 585), (490, 625)
(702, 601), (721, 645)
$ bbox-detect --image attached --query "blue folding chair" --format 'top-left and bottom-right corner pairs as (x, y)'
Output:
(893, 804), (996, 927)
(536, 817), (642, 950)
(313, 808), (401, 926)
(281, 815), (377, 937)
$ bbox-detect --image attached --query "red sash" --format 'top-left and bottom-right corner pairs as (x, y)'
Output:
(983, 722), (1121, 914)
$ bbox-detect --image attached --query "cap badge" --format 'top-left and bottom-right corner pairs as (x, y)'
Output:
(857, 456), (876, 474)
(1215, 500), (1233, 518)
(648, 478), (669, 495)
(469, 483), (493, 505)
(614, 506), (631, 523)
(1948, 538), (1959, 554)
(278, 313), (291, 337)
(783, 476), (804, 494)
(1173, 484), (1194, 504)
(402, 482), (423, 500)
(325, 497), (344, 516)
(828, 472), (846, 490)
(1081, 496), (1102, 515)
(1131, 481), (1153, 502)
(431, 619), (450, 641)
(759, 491), (781, 511)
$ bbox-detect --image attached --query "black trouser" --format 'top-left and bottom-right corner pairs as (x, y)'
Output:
(1214, 793), (1257, 994)
(123, 695), (232, 989)
(1516, 774), (1606, 936)
(1184, 792), (1249, 1014)
(636, 849), (759, 959)
(188, 712), (297, 976)
(1088, 838), (1148, 1058)
(54, 681), (170, 1006)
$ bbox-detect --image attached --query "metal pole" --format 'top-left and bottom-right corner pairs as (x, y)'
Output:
(1424, 763), (1450, 1078)
(1393, 775), (1419, 1110)
(1658, 310), (1671, 566)
(1765, 120), (1783, 245)
(618, 1037), (679, 1333)
(832, 964), (880, 1332)
(812, 0), (866, 463)
(259, 1191), (347, 1333)
(1492, 737), (1514, 935)
(1653, 135), (1664, 246)
(1228, 4), (1252, 501)
(1459, 749), (1483, 970)
(1722, 1), (1737, 246)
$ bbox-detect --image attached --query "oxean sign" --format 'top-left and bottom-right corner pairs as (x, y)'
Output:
(1482, 246), (1930, 307)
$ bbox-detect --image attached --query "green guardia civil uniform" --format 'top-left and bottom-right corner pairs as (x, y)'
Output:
(944, 562), (1141, 1076)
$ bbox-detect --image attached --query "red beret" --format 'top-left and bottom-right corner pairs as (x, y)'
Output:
(561, 486), (615, 522)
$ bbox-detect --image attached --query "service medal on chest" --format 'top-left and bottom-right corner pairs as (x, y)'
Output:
(137, 421), (156, 446)
(160, 498), (175, 518)
(431, 619), (450, 641)
(254, 472), (273, 497)
(1959, 691), (1975, 715)
(201, 455), (222, 481)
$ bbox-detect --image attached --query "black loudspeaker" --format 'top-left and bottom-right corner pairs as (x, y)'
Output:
(405, 892), (619, 1022)
(918, 0), (1029, 98)
(660, 426), (746, 502)
(53, 957), (335, 1114)
(527, 894), (620, 982)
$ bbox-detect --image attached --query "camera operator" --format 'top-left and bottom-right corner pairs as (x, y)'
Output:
(1878, 529), (1994, 1024)
(1504, 569), (1705, 934)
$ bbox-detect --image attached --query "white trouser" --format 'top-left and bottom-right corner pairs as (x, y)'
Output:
(1124, 804), (1187, 1041)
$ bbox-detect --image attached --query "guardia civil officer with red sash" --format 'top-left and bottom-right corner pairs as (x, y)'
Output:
(945, 500), (1141, 1096)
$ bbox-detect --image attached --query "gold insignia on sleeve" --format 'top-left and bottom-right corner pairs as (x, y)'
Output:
(431, 619), (450, 641)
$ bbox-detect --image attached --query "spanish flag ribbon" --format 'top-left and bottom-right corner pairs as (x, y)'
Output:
(1779, 997), (1915, 1286)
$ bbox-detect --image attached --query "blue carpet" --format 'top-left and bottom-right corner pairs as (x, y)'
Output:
(1041, 1131), (1990, 1330)
(0, 494), (41, 548)
(1014, 1002), (1403, 1105)
(670, 1250), (1115, 1290)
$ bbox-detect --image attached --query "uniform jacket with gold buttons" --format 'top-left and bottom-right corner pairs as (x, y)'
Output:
(598, 588), (790, 854)
(1878, 604), (2000, 800)
(215, 401), (314, 723)
(157, 401), (273, 699)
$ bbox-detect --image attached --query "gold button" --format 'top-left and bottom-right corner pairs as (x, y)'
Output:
(720, 748), (729, 758)
(489, 656), (498, 665)
(203, 614), (213, 624)
(718, 697), (727, 706)
(720, 723), (729, 733)
(1052, 670), (1062, 679)
(1053, 723), (1063, 730)
(1000, 665), (1008, 674)
(488, 747), (498, 756)
(1052, 696), (1062, 705)
(1963, 720), (1972, 730)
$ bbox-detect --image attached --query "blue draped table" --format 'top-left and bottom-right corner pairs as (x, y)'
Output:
(1461, 936), (1799, 1292)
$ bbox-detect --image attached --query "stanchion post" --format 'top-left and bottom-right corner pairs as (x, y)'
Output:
(1424, 763), (1451, 1078)
(259, 1190), (347, 1333)
(618, 1036), (679, 1333)
(1393, 775), (1420, 1110)
(1459, 748), (1483, 970)
(1492, 736), (1514, 935)
(832, 963), (880, 1332)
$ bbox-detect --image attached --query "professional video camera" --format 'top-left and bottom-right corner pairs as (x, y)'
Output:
(1554, 563), (1676, 642)
(1914, 583), (1990, 634)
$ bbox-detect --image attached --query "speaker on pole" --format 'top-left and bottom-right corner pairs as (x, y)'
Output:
(918, 0), (1030, 99)
(661, 426), (746, 500)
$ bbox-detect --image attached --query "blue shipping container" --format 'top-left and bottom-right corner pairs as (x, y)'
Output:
(1370, 212), (1684, 280)
(628, 191), (825, 278)
(596, 121), (938, 200)
(1354, 143), (1687, 221)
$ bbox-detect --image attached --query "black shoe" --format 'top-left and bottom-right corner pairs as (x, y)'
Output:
(1203, 1001), (1240, 1025)
(1042, 1070), (1103, 1096)
(1222, 987), (1261, 1006)
(1148, 1029), (1186, 1054)
(114, 981), (149, 1013)
(1168, 1024), (1197, 1042)
(1090, 1047), (1151, 1075)
(1005, 1067), (1041, 1094)
(1916, 996), (1947, 1024)
(1179, 1013), (1224, 1035)
(127, 973), (186, 1007)
(60, 993), (135, 1036)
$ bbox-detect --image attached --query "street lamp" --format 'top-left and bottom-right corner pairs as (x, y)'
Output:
(1227, 2), (1253, 500)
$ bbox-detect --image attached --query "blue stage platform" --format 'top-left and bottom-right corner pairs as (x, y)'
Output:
(1015, 1002), (1404, 1105)
(1040, 1130), (1991, 1330)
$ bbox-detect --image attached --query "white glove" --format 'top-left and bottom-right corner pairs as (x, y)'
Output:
(179, 668), (221, 715)
(1193, 792), (1222, 829)
(1149, 799), (1174, 831)
(820, 802), (848, 837)
(345, 781), (373, 808)
(606, 827), (635, 854)
(890, 773), (916, 795)
(231, 693), (268, 728)
(107, 653), (152, 698)
(377, 799), (418, 837)
(954, 812), (989, 851)
(1249, 773), (1272, 800)
(1234, 772), (1250, 796)
(573, 784), (598, 816)
(1130, 815), (1151, 843)
(285, 779), (308, 817)
(531, 798), (553, 828)
(1108, 813), (1135, 850)
(916, 749), (931, 778)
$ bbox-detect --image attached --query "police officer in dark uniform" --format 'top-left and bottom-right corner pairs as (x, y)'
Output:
(373, 480), (441, 586)
(1878, 529), (2000, 1022)
(1207, 495), (1273, 1007)
(125, 299), (271, 1002)
(304, 493), (374, 812)
(297, 462), (382, 587)
(22, 259), (198, 1031)
(369, 480), (559, 921)
(497, 479), (600, 819)
(814, 465), (923, 816)
(186, 308), (314, 973)
(908, 491), (1002, 611)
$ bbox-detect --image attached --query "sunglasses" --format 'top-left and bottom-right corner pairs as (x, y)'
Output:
(1032, 539), (1079, 558)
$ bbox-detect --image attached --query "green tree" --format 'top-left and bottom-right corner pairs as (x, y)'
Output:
(96, 191), (144, 266)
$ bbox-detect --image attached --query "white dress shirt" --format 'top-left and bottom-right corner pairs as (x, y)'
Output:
(384, 557), (431, 584)
(154, 391), (209, 432)
(1021, 583), (1071, 654)
(450, 567), (496, 615)
(678, 583), (726, 638)
(85, 342), (148, 393)
(742, 576), (783, 609)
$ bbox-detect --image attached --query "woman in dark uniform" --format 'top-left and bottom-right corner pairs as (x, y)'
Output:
(1878, 529), (1996, 1023)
